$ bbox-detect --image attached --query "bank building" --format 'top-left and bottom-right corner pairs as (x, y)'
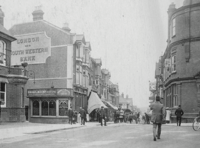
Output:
(9, 7), (92, 123)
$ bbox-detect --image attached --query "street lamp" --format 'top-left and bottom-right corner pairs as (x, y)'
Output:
(29, 70), (35, 84)
(21, 62), (35, 84)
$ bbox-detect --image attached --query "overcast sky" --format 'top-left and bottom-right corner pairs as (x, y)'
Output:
(1, 0), (184, 108)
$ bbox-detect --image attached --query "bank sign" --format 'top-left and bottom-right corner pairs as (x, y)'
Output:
(11, 32), (51, 65)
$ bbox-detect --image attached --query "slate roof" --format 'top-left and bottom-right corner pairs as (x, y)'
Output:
(0, 24), (16, 41)
(9, 20), (73, 46)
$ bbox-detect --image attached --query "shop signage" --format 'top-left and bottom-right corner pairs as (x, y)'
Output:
(27, 89), (57, 97)
(57, 89), (71, 96)
(11, 32), (51, 65)
(27, 88), (73, 97)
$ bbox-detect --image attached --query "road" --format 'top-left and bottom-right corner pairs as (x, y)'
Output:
(0, 123), (200, 148)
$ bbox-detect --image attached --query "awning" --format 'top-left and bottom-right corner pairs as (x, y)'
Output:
(87, 91), (107, 114)
(0, 77), (9, 83)
(102, 101), (118, 110)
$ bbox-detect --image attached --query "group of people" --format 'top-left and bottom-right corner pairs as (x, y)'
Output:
(149, 96), (184, 141)
(68, 106), (108, 126)
(68, 107), (88, 125)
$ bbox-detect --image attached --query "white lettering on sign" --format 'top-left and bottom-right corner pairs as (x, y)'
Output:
(11, 32), (51, 65)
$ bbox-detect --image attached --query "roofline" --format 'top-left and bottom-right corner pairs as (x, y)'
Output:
(10, 20), (71, 35)
(0, 31), (16, 41)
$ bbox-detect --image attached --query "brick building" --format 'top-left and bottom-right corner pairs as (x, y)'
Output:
(155, 0), (200, 122)
(9, 7), (93, 123)
(0, 7), (28, 122)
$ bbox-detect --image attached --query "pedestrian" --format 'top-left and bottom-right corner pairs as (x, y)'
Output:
(165, 107), (171, 124)
(99, 106), (107, 126)
(149, 96), (165, 141)
(79, 107), (86, 125)
(175, 105), (184, 126)
(68, 107), (74, 125)
(119, 107), (124, 123)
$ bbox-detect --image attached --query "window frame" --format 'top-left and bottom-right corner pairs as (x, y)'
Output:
(172, 18), (176, 38)
(0, 40), (6, 66)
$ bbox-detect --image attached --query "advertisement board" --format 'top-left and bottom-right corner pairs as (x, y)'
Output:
(11, 32), (51, 65)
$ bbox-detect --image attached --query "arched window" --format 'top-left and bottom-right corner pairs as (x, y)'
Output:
(0, 40), (6, 66)
(33, 100), (39, 116)
(42, 101), (48, 116)
(49, 100), (56, 116)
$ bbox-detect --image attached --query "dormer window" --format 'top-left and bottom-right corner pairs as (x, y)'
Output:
(0, 40), (6, 66)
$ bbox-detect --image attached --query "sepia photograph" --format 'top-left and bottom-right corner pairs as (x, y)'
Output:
(0, 0), (200, 147)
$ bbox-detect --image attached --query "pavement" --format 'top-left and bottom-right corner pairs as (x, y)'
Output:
(0, 121), (103, 140)
(0, 121), (192, 140)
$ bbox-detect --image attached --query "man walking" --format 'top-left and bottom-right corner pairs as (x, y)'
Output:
(68, 107), (73, 125)
(99, 106), (107, 126)
(175, 105), (184, 126)
(149, 96), (165, 141)
(79, 107), (86, 125)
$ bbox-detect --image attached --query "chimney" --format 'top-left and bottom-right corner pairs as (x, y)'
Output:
(62, 22), (71, 33)
(32, 6), (44, 21)
(0, 6), (5, 26)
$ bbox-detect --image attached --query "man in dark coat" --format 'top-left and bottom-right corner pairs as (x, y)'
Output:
(68, 107), (74, 125)
(149, 96), (165, 141)
(79, 107), (86, 125)
(99, 106), (107, 126)
(175, 105), (184, 126)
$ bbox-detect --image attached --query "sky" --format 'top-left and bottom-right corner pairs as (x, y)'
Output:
(0, 0), (184, 108)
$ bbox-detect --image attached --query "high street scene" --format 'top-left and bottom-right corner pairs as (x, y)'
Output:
(0, 0), (200, 148)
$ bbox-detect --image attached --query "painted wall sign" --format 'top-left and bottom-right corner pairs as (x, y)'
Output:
(11, 32), (51, 65)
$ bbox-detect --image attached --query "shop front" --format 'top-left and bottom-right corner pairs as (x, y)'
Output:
(27, 88), (73, 124)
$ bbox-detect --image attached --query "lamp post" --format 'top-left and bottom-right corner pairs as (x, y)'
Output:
(28, 70), (35, 84)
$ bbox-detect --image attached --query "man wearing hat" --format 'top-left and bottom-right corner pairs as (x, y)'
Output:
(99, 106), (107, 126)
(149, 96), (165, 141)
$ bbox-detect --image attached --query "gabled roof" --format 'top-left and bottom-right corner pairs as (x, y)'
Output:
(76, 34), (86, 45)
(9, 20), (73, 46)
(94, 58), (102, 65)
(85, 42), (91, 51)
(0, 24), (16, 41)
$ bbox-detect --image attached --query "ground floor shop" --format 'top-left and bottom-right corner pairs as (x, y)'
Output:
(27, 88), (73, 124)
(164, 78), (200, 123)
(73, 85), (88, 112)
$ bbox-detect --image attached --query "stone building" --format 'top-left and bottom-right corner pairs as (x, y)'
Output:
(155, 0), (200, 122)
(0, 7), (28, 122)
(9, 7), (93, 123)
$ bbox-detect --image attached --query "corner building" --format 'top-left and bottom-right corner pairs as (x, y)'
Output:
(9, 8), (88, 123)
(0, 7), (28, 122)
(162, 0), (200, 122)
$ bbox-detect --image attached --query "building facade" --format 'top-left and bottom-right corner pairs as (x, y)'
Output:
(155, 0), (200, 122)
(0, 7), (28, 122)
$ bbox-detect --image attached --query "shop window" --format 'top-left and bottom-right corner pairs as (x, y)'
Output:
(0, 82), (6, 107)
(59, 100), (68, 116)
(49, 100), (56, 116)
(33, 100), (39, 116)
(42, 101), (48, 116)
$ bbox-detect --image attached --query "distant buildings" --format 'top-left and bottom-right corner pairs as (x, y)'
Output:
(119, 93), (134, 111)
(0, 6), (135, 123)
(153, 0), (200, 122)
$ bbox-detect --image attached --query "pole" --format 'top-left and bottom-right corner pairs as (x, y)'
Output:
(0, 101), (1, 124)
